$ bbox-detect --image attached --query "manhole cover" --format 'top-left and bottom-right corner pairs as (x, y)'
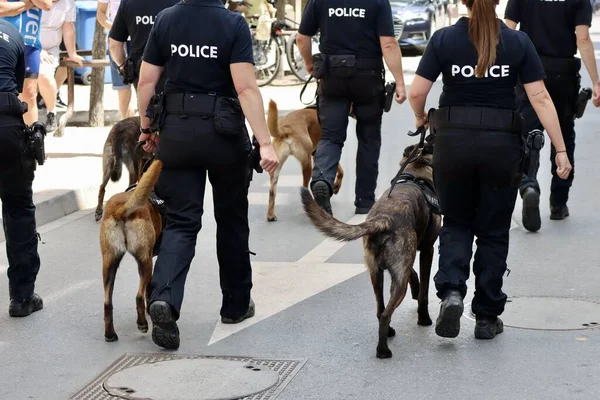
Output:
(70, 354), (307, 400)
(464, 296), (600, 331)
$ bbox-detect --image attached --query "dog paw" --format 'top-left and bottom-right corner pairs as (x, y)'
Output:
(266, 215), (278, 222)
(418, 315), (433, 326)
(95, 210), (103, 222)
(138, 323), (149, 334)
(104, 334), (119, 342)
(388, 326), (396, 337)
(376, 346), (393, 359)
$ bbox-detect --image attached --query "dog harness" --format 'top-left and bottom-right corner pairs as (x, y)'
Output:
(392, 173), (440, 215)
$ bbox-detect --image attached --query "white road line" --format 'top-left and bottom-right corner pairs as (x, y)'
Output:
(43, 279), (97, 305)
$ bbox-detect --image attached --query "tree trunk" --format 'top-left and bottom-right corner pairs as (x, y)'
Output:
(89, 20), (106, 127)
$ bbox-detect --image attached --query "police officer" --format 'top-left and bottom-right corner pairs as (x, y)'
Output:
(108, 0), (179, 93)
(0, 19), (43, 318)
(135, 0), (279, 350)
(408, 0), (572, 339)
(296, 0), (407, 216)
(505, 0), (600, 232)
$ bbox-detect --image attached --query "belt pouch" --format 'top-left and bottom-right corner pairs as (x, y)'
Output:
(328, 55), (357, 78)
(312, 53), (328, 79)
(213, 96), (245, 136)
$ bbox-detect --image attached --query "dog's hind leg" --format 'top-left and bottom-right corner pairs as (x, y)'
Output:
(417, 246), (434, 326)
(369, 267), (396, 338)
(409, 268), (420, 300)
(267, 151), (288, 222)
(376, 269), (411, 359)
(102, 251), (124, 342)
(95, 156), (115, 222)
(134, 252), (153, 334)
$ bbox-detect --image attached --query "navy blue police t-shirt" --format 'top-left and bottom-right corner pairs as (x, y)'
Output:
(299, 0), (395, 57)
(416, 17), (546, 110)
(142, 0), (254, 95)
(505, 0), (592, 58)
(0, 20), (25, 95)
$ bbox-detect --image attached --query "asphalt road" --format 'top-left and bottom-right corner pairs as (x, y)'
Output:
(1, 60), (600, 399)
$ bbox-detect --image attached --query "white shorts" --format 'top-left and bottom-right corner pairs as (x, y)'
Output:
(39, 47), (61, 77)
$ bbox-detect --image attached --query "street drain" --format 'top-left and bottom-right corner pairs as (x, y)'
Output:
(463, 296), (600, 331)
(70, 353), (307, 400)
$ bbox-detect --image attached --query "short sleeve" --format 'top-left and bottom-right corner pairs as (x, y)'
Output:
(142, 14), (167, 66)
(518, 35), (546, 84)
(230, 16), (254, 64)
(108, 0), (129, 42)
(574, 0), (593, 27)
(415, 35), (442, 82)
(376, 0), (395, 37)
(504, 0), (521, 23)
(65, 0), (76, 22)
(298, 0), (319, 36)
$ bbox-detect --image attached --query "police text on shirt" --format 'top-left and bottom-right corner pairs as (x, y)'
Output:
(0, 31), (10, 43)
(452, 64), (510, 78)
(136, 16), (156, 25)
(328, 8), (366, 18)
(171, 44), (218, 59)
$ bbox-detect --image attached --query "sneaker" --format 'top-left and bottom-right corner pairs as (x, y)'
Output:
(550, 204), (569, 220)
(45, 112), (58, 132)
(435, 290), (464, 338)
(311, 181), (332, 215)
(148, 301), (180, 350)
(521, 187), (541, 232)
(474, 316), (504, 339)
(221, 298), (255, 324)
(9, 293), (44, 317)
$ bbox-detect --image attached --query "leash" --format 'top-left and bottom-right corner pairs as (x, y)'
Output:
(299, 74), (318, 106)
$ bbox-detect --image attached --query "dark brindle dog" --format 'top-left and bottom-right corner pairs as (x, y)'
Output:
(301, 140), (441, 359)
(95, 117), (153, 222)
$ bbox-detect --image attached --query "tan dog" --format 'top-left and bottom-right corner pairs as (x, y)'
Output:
(301, 141), (441, 359)
(99, 159), (163, 342)
(266, 99), (345, 222)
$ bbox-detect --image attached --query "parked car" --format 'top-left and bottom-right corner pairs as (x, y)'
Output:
(390, 0), (448, 54)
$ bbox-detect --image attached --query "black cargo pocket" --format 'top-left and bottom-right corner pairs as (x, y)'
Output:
(312, 53), (328, 79)
(213, 96), (245, 137)
(328, 55), (356, 78)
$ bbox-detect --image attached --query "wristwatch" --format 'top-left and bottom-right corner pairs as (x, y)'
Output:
(140, 127), (153, 134)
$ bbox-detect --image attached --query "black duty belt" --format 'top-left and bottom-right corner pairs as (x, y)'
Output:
(539, 55), (581, 75)
(354, 57), (384, 70)
(393, 173), (440, 215)
(0, 92), (25, 115)
(164, 92), (217, 116)
(430, 106), (524, 134)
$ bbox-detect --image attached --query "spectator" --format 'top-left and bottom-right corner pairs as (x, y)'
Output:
(39, 0), (83, 132)
(97, 0), (134, 119)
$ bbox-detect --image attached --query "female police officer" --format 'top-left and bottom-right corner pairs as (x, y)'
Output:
(408, 0), (572, 340)
(135, 0), (278, 349)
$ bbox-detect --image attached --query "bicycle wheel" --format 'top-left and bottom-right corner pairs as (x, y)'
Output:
(285, 31), (319, 83)
(253, 36), (281, 87)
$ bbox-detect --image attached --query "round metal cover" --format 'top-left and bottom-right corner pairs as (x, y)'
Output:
(464, 296), (600, 331)
(103, 359), (280, 400)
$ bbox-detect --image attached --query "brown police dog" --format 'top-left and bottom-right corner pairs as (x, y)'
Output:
(99, 159), (163, 342)
(95, 116), (153, 222)
(266, 99), (345, 222)
(301, 141), (441, 359)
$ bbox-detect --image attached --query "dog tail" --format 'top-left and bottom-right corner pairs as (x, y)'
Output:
(115, 160), (163, 220)
(267, 99), (280, 138)
(110, 128), (124, 182)
(300, 188), (392, 241)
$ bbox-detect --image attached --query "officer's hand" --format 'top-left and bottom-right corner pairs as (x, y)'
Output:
(258, 143), (279, 174)
(593, 82), (600, 107)
(139, 132), (159, 153)
(555, 152), (572, 180)
(395, 84), (407, 104)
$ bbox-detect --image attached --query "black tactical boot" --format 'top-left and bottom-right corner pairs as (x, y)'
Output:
(474, 316), (504, 339)
(221, 298), (255, 324)
(521, 187), (541, 232)
(435, 290), (464, 338)
(311, 181), (332, 216)
(550, 204), (569, 220)
(148, 301), (180, 350)
(9, 293), (43, 317)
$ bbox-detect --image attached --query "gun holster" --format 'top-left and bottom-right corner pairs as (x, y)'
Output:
(574, 87), (592, 119)
(121, 57), (141, 85)
(523, 129), (545, 177)
(146, 92), (165, 132)
(384, 81), (396, 113)
(24, 121), (47, 168)
(312, 53), (327, 79)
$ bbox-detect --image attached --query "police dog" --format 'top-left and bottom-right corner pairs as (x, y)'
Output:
(95, 116), (153, 222)
(99, 159), (163, 342)
(300, 141), (441, 359)
(266, 99), (345, 222)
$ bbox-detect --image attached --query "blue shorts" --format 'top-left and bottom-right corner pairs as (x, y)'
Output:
(109, 41), (132, 90)
(24, 46), (41, 79)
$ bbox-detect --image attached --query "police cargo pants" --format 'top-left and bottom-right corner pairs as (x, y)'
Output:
(0, 115), (41, 302)
(312, 70), (385, 209)
(516, 73), (579, 207)
(432, 127), (523, 318)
